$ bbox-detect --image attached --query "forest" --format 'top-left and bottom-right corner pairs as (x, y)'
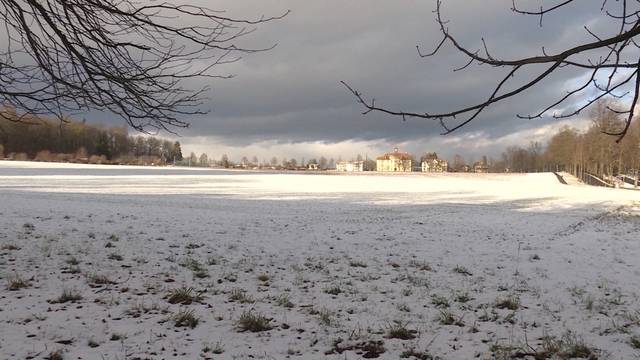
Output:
(0, 107), (183, 165)
(1, 102), (639, 180)
(491, 102), (640, 184)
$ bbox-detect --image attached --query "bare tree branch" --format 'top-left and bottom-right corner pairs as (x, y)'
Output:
(0, 0), (288, 133)
(344, 0), (640, 142)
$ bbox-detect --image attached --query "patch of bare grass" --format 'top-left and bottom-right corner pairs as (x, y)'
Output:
(167, 287), (203, 305)
(400, 348), (435, 359)
(324, 285), (343, 296)
(438, 310), (465, 327)
(349, 260), (368, 268)
(203, 341), (225, 354)
(46, 350), (63, 360)
(236, 310), (272, 332)
(1, 243), (20, 251)
(275, 293), (294, 308)
(86, 272), (115, 286)
(171, 309), (199, 328)
(386, 321), (417, 340)
(228, 288), (254, 304)
(7, 274), (30, 291)
(326, 338), (386, 358)
(431, 294), (450, 308)
(495, 295), (520, 311)
(49, 289), (82, 304)
(453, 265), (472, 276)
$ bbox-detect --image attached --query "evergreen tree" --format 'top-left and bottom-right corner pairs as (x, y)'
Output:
(420, 152), (439, 162)
(95, 131), (112, 159)
(172, 141), (183, 162)
(134, 136), (147, 157)
(319, 156), (328, 169)
(161, 141), (173, 162)
(199, 153), (209, 167)
(221, 154), (230, 168)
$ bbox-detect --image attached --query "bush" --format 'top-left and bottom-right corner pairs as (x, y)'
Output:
(74, 147), (88, 160)
(54, 153), (72, 162)
(35, 150), (53, 162)
(88, 155), (107, 164)
(10, 152), (28, 161)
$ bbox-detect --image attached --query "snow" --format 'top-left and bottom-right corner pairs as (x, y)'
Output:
(1, 160), (639, 359)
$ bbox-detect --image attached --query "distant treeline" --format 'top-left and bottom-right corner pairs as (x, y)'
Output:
(0, 107), (183, 165)
(1, 102), (639, 176)
(545, 114), (640, 181)
(485, 101), (640, 179)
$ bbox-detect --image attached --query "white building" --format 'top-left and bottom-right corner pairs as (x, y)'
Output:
(421, 159), (448, 172)
(473, 161), (489, 173)
(336, 160), (364, 172)
(376, 148), (413, 172)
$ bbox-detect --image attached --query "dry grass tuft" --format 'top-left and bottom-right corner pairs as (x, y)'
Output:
(167, 287), (203, 305)
(236, 310), (272, 332)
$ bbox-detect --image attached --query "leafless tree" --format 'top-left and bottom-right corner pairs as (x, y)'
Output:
(0, 1), (287, 132)
(343, 0), (640, 141)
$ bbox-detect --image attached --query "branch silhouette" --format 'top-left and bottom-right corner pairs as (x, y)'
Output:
(0, 0), (288, 133)
(344, 0), (639, 142)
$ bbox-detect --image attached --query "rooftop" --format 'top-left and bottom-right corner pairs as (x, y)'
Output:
(377, 148), (412, 161)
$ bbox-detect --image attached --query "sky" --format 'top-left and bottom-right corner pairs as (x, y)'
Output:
(87, 1), (622, 162)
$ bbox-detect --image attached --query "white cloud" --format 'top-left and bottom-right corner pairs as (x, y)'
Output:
(179, 115), (591, 164)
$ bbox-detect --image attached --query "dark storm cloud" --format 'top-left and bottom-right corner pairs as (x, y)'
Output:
(83, 1), (613, 156)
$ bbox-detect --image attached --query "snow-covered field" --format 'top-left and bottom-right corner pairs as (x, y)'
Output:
(1, 161), (639, 359)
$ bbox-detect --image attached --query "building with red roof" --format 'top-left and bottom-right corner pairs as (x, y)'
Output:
(376, 148), (413, 172)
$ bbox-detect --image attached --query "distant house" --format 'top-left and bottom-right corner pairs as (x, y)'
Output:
(308, 163), (319, 170)
(422, 158), (448, 173)
(473, 161), (489, 173)
(376, 148), (412, 172)
(336, 160), (364, 172)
